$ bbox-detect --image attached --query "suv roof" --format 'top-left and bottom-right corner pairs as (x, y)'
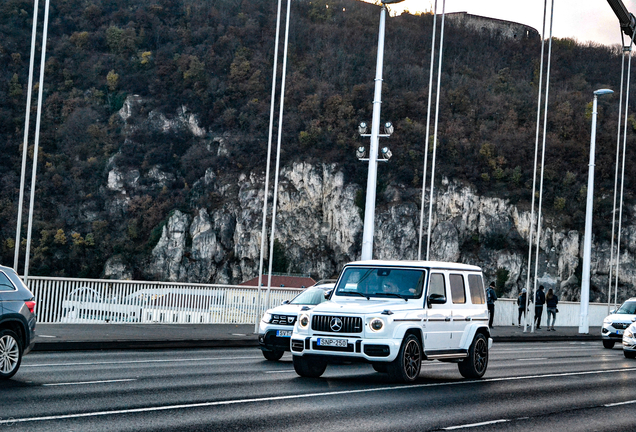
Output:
(345, 260), (482, 272)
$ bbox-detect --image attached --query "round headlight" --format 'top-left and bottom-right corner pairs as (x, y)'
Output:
(299, 313), (310, 329)
(261, 312), (272, 323)
(370, 318), (384, 332)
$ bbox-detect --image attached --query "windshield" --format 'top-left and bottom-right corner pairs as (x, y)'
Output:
(616, 301), (636, 315)
(290, 288), (329, 305)
(335, 267), (425, 299)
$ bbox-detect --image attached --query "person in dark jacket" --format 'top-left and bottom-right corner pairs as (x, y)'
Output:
(546, 288), (559, 331)
(517, 288), (530, 327)
(486, 282), (497, 329)
(534, 285), (546, 329)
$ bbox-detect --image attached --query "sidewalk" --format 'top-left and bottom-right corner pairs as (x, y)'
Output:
(31, 324), (601, 351)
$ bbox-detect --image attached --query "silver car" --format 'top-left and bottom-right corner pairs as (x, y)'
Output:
(602, 298), (636, 349)
(0, 265), (37, 379)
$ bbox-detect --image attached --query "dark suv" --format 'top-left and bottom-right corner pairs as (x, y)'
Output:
(0, 265), (36, 379)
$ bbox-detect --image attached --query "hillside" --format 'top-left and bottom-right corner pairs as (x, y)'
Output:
(0, 0), (634, 297)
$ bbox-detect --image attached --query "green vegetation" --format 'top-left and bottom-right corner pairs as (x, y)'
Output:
(0, 0), (632, 278)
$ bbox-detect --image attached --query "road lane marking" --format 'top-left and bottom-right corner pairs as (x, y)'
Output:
(3, 367), (636, 425)
(36, 335), (57, 338)
(604, 399), (636, 407)
(264, 370), (296, 374)
(43, 379), (137, 387)
(515, 358), (548, 361)
(443, 419), (509, 430)
(22, 356), (262, 368)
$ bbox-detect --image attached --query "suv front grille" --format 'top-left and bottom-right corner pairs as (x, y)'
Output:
(312, 315), (362, 333)
(271, 315), (296, 326)
(612, 322), (630, 330)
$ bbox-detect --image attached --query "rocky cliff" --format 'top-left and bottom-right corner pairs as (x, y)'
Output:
(105, 97), (636, 302)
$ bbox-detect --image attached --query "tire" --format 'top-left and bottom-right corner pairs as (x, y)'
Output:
(603, 340), (615, 349)
(624, 350), (636, 359)
(293, 355), (327, 378)
(386, 334), (422, 383)
(458, 333), (489, 379)
(262, 350), (284, 361)
(0, 329), (23, 380)
(372, 363), (388, 373)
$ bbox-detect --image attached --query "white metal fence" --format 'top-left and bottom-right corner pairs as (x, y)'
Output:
(25, 276), (302, 325)
(24, 276), (610, 327)
(493, 298), (608, 328)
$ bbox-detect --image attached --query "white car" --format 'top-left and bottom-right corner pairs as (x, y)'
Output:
(602, 298), (636, 349)
(291, 260), (492, 382)
(258, 282), (335, 361)
(623, 321), (636, 359)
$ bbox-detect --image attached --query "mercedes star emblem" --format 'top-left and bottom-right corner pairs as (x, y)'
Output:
(330, 317), (343, 332)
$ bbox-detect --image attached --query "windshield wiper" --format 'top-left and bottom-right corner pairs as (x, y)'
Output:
(342, 291), (370, 300)
(373, 292), (408, 301)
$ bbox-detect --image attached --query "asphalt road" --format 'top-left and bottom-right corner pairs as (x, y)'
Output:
(1, 342), (636, 431)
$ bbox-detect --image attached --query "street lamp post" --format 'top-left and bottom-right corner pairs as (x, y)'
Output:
(360, 0), (403, 261)
(580, 88), (614, 334)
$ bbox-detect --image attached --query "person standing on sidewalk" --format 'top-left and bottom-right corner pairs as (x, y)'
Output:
(517, 288), (530, 327)
(486, 282), (497, 329)
(534, 285), (546, 329)
(546, 288), (559, 331)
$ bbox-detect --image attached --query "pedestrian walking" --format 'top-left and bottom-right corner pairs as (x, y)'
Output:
(486, 282), (497, 329)
(517, 288), (530, 327)
(546, 288), (559, 331)
(535, 285), (546, 329)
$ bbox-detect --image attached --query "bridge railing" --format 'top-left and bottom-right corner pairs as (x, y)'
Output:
(24, 276), (610, 327)
(25, 276), (302, 324)
(492, 298), (609, 328)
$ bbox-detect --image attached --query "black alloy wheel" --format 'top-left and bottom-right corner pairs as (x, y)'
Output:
(458, 333), (489, 379)
(387, 334), (422, 383)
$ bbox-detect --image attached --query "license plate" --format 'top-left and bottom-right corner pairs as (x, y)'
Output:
(276, 330), (292, 337)
(317, 338), (347, 347)
(617, 330), (624, 336)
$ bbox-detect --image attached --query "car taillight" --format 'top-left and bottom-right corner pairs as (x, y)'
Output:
(25, 301), (36, 314)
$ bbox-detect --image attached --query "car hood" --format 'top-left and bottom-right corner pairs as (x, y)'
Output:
(267, 303), (313, 315)
(605, 313), (636, 323)
(311, 298), (417, 315)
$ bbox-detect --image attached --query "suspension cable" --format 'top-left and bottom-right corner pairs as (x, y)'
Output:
(607, 31), (630, 316)
(524, 0), (549, 332)
(254, 0), (283, 333)
(614, 32), (635, 311)
(417, 0), (438, 261)
(14, 0), (40, 273)
(531, 0), (555, 333)
(265, 0), (292, 309)
(425, 0), (446, 260)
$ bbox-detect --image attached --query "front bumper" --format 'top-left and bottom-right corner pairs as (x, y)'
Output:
(602, 325), (625, 341)
(258, 329), (293, 352)
(623, 333), (636, 352)
(290, 335), (400, 362)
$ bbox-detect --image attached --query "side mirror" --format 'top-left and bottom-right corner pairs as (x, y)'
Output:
(610, 309), (616, 314)
(281, 300), (290, 305)
(324, 290), (332, 299)
(427, 293), (446, 308)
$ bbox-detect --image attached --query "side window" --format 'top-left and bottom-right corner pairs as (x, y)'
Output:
(468, 274), (486, 304)
(0, 272), (16, 292)
(449, 274), (466, 304)
(429, 273), (446, 298)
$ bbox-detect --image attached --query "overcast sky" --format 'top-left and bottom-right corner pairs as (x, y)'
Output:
(369, 0), (636, 47)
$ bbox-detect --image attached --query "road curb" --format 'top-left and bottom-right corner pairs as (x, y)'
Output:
(33, 339), (260, 351)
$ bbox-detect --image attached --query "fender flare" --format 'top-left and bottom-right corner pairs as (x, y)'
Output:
(458, 322), (490, 350)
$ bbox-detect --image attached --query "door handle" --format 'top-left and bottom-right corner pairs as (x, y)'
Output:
(465, 317), (472, 321)
(445, 317), (451, 322)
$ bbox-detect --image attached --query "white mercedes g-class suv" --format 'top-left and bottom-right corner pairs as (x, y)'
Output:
(291, 260), (492, 382)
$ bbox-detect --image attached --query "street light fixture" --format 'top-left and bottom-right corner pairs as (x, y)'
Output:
(580, 88), (614, 334)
